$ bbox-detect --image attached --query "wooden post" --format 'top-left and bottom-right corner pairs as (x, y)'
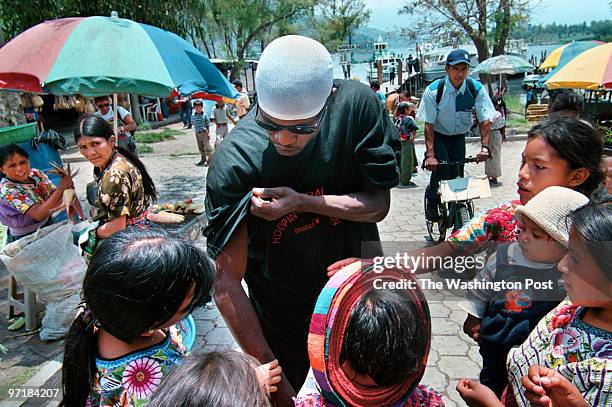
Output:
(377, 62), (383, 84)
(397, 59), (403, 88)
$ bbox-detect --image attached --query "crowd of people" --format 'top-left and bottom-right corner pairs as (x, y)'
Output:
(0, 34), (610, 407)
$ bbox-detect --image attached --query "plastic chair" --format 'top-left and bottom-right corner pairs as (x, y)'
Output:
(146, 104), (158, 122)
(7, 275), (41, 331)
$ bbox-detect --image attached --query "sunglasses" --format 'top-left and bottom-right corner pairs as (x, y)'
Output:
(96, 103), (110, 108)
(254, 100), (328, 135)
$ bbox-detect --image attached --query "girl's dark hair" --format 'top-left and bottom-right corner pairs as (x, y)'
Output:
(61, 229), (216, 407)
(74, 115), (157, 202)
(0, 144), (29, 179)
(569, 191), (612, 280)
(340, 289), (430, 387)
(148, 351), (271, 407)
(528, 116), (604, 196)
(549, 90), (584, 115)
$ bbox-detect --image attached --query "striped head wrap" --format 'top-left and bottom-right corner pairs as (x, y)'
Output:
(308, 261), (431, 407)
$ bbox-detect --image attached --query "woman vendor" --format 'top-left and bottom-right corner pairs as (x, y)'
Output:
(74, 115), (156, 252)
(0, 144), (74, 241)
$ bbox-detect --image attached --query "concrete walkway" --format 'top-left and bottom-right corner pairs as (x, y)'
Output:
(1, 119), (525, 406)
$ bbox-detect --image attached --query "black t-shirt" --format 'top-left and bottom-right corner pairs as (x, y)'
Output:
(203, 79), (400, 332)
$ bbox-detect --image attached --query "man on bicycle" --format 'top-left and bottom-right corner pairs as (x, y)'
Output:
(416, 49), (497, 221)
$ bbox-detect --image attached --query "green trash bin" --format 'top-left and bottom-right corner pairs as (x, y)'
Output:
(0, 122), (37, 145)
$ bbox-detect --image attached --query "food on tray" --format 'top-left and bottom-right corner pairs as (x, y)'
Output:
(151, 198), (203, 215)
(147, 211), (185, 224)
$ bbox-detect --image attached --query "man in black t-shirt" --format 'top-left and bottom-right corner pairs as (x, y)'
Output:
(203, 35), (400, 406)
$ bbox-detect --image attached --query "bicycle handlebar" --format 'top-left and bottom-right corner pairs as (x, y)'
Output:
(437, 156), (481, 166)
(421, 156), (484, 170)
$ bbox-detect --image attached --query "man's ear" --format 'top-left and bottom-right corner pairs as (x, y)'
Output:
(568, 167), (590, 188)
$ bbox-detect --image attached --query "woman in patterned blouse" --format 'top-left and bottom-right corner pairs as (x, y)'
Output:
(75, 115), (156, 240)
(0, 143), (74, 241)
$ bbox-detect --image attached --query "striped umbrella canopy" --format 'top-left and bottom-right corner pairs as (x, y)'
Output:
(0, 15), (239, 99)
(539, 40), (604, 70)
(546, 42), (612, 90)
(471, 54), (534, 75)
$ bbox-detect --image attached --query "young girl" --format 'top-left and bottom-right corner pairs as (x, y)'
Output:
(396, 102), (419, 187)
(148, 350), (281, 407)
(460, 186), (589, 396)
(295, 262), (444, 406)
(0, 143), (73, 241)
(457, 195), (611, 406)
(60, 228), (215, 406)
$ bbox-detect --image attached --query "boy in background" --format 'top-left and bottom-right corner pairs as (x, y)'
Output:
(191, 100), (211, 166)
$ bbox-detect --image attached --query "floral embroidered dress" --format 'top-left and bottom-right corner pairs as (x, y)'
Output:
(88, 315), (196, 407)
(449, 200), (520, 251)
(0, 169), (55, 238)
(507, 300), (611, 407)
(294, 380), (444, 406)
(93, 153), (149, 225)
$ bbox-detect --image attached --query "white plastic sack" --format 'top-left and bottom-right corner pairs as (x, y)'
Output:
(1, 220), (86, 339)
(40, 292), (81, 341)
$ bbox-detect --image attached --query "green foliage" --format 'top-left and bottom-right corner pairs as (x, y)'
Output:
(137, 144), (154, 154)
(0, 0), (201, 42)
(201, 0), (317, 64)
(136, 121), (152, 131)
(512, 20), (612, 43)
(135, 129), (184, 143)
(399, 0), (530, 61)
(314, 0), (371, 50)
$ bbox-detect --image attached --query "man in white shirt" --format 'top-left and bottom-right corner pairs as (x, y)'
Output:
(233, 79), (251, 119)
(93, 95), (138, 155)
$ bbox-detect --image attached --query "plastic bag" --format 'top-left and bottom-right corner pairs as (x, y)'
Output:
(0, 220), (86, 340)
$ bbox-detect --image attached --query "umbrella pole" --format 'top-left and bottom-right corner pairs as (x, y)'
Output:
(113, 93), (118, 138)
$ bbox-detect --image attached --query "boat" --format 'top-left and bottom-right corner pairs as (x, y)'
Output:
(420, 39), (528, 83)
(421, 44), (479, 82)
(366, 36), (405, 83)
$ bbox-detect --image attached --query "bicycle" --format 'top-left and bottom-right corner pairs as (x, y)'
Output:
(424, 156), (492, 242)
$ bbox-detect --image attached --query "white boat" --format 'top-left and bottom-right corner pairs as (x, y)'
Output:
(421, 44), (479, 83)
(366, 36), (405, 83)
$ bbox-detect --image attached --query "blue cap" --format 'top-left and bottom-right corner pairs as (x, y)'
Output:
(447, 49), (470, 65)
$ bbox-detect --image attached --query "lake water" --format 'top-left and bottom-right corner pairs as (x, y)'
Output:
(333, 43), (562, 84)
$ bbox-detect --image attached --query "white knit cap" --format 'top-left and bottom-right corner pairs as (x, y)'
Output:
(255, 35), (333, 120)
(514, 186), (589, 246)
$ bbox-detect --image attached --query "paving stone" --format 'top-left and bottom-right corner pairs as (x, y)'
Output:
(438, 356), (480, 379)
(428, 302), (451, 317)
(421, 366), (448, 391)
(431, 335), (470, 356)
(430, 318), (460, 335)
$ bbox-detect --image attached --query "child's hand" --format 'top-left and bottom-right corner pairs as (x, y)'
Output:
(456, 378), (504, 407)
(521, 365), (589, 407)
(326, 258), (370, 276)
(462, 314), (482, 342)
(256, 359), (282, 394)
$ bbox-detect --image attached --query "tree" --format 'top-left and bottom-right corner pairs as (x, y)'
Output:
(314, 0), (371, 50)
(202, 0), (317, 74)
(0, 0), (204, 43)
(399, 0), (530, 62)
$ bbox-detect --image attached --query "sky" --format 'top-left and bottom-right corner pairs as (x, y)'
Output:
(364, 0), (612, 31)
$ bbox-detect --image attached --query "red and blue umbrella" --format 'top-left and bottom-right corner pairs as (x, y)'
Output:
(0, 15), (239, 99)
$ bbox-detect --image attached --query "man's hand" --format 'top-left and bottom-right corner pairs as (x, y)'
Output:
(462, 314), (482, 342)
(476, 147), (490, 163)
(424, 156), (439, 171)
(521, 365), (589, 407)
(250, 187), (302, 221)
